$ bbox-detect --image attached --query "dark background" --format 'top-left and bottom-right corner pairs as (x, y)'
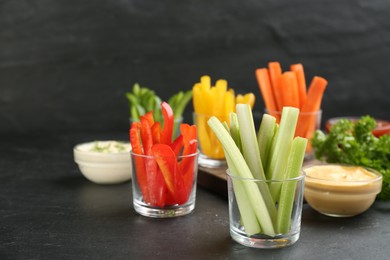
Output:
(1, 0), (389, 136)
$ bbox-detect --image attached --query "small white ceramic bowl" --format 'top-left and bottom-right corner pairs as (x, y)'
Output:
(74, 141), (132, 184)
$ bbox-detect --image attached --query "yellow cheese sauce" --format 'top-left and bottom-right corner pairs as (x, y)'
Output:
(306, 165), (378, 187)
(304, 164), (382, 217)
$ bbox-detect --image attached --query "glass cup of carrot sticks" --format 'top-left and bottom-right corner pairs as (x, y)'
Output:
(192, 75), (256, 168)
(256, 62), (328, 158)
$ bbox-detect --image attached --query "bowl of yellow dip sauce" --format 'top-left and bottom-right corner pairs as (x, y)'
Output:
(304, 164), (382, 217)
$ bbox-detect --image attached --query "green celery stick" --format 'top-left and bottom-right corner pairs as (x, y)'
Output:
(168, 91), (181, 109)
(126, 93), (139, 107)
(208, 116), (275, 236)
(132, 83), (141, 96)
(130, 106), (140, 121)
(236, 104), (277, 223)
(222, 121), (230, 133)
(225, 153), (261, 235)
(135, 105), (145, 119)
(257, 114), (276, 170)
(139, 87), (150, 97)
(172, 90), (192, 119)
(276, 137), (307, 234)
(266, 107), (299, 202)
(229, 112), (242, 152)
(153, 96), (162, 123)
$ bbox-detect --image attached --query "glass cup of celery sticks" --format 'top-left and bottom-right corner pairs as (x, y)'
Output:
(227, 171), (305, 248)
(208, 105), (307, 248)
(193, 113), (227, 168)
(265, 109), (322, 159)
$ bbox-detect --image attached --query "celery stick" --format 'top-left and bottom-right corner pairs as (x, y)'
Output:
(222, 121), (230, 133)
(276, 137), (307, 234)
(229, 113), (242, 152)
(236, 104), (277, 223)
(208, 116), (276, 236)
(257, 114), (276, 170)
(266, 107), (299, 202)
(173, 90), (192, 118)
(226, 155), (261, 235)
(236, 104), (267, 181)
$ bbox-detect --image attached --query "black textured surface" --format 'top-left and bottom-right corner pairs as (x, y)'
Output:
(1, 133), (389, 259)
(1, 0), (389, 135)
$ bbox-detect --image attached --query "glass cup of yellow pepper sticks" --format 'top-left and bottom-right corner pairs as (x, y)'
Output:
(192, 75), (256, 168)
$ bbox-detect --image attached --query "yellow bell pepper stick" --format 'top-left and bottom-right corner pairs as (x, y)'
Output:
(224, 90), (235, 122)
(236, 93), (256, 109)
(193, 76), (256, 159)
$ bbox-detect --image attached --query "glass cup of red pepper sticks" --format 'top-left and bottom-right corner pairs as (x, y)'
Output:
(130, 102), (199, 218)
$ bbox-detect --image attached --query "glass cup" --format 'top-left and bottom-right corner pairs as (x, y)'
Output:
(265, 109), (322, 159)
(227, 170), (305, 249)
(192, 113), (227, 168)
(131, 150), (199, 218)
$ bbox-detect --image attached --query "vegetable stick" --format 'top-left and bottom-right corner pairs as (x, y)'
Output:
(268, 62), (283, 111)
(256, 68), (279, 121)
(290, 63), (307, 109)
(236, 93), (256, 109)
(295, 76), (327, 138)
(266, 107), (299, 202)
(237, 104), (277, 223)
(257, 114), (276, 170)
(279, 72), (300, 108)
(212, 81), (226, 116)
(276, 137), (307, 233)
(208, 116), (276, 236)
(303, 76), (327, 112)
(201, 75), (211, 89)
(224, 91), (235, 118)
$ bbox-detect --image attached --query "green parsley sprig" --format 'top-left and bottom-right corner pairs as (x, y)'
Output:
(312, 116), (390, 200)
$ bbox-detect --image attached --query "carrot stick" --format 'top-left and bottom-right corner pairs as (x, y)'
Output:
(279, 71), (299, 108)
(295, 76), (328, 138)
(268, 62), (283, 111)
(255, 68), (278, 113)
(302, 76), (328, 113)
(290, 63), (307, 109)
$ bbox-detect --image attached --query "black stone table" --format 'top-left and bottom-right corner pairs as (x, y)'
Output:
(1, 133), (389, 259)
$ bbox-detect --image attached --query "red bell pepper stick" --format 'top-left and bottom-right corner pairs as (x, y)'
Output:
(170, 134), (184, 157)
(143, 111), (155, 127)
(182, 140), (198, 196)
(151, 144), (188, 205)
(140, 116), (166, 207)
(179, 124), (198, 199)
(181, 124), (197, 143)
(129, 123), (150, 203)
(160, 102), (174, 144)
(151, 122), (161, 144)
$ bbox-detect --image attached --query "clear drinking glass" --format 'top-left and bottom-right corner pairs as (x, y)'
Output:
(131, 150), (199, 218)
(227, 170), (305, 249)
(265, 109), (322, 159)
(192, 113), (227, 168)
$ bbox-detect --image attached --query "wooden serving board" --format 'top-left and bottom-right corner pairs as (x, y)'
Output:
(197, 159), (321, 197)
